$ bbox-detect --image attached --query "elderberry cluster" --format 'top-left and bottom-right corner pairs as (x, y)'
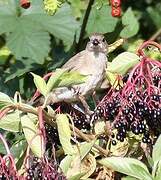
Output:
(26, 156), (66, 180)
(91, 51), (161, 145)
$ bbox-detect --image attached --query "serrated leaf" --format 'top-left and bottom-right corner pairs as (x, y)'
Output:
(107, 52), (140, 75)
(87, 4), (118, 34)
(44, 4), (79, 44)
(120, 8), (139, 38)
(6, 19), (50, 64)
(56, 114), (75, 155)
(46, 69), (67, 93)
(10, 139), (27, 164)
(0, 92), (13, 105)
(152, 135), (161, 164)
(21, 114), (44, 158)
(31, 72), (47, 96)
(58, 71), (87, 88)
(0, 110), (21, 132)
(98, 157), (152, 180)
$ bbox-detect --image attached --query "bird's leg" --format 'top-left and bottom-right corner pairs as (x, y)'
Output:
(78, 95), (93, 115)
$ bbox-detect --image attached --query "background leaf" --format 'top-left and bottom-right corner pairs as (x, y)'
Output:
(86, 4), (118, 34)
(120, 8), (139, 38)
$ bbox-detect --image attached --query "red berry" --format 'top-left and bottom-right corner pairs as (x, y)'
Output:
(111, 7), (121, 17)
(20, 0), (31, 9)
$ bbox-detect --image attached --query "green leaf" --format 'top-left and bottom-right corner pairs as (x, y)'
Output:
(5, 59), (39, 82)
(98, 157), (152, 180)
(0, 92), (13, 105)
(60, 155), (74, 175)
(6, 19), (50, 64)
(120, 8), (139, 38)
(0, 141), (7, 154)
(46, 69), (67, 93)
(154, 160), (161, 180)
(0, 110), (21, 132)
(69, 172), (86, 180)
(79, 141), (95, 160)
(147, 6), (161, 29)
(0, 0), (17, 34)
(10, 139), (27, 164)
(30, 72), (47, 96)
(44, 4), (79, 44)
(107, 52), (140, 75)
(56, 114), (74, 155)
(86, 4), (118, 34)
(57, 71), (87, 88)
(21, 114), (44, 158)
(153, 135), (161, 164)
(122, 176), (139, 180)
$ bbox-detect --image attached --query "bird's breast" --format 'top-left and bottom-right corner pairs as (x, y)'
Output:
(78, 52), (107, 75)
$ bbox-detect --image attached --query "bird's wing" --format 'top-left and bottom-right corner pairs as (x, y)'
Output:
(62, 50), (86, 72)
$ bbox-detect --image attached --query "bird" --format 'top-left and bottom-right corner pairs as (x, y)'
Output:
(35, 33), (108, 113)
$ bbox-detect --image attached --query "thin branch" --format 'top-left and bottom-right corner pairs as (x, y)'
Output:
(149, 28), (161, 41)
(76, 0), (95, 52)
(3, 103), (109, 156)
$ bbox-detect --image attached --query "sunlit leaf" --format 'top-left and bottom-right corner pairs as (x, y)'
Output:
(152, 134), (161, 164)
(57, 71), (87, 88)
(21, 114), (44, 158)
(30, 72), (47, 96)
(98, 157), (152, 180)
(46, 69), (66, 93)
(56, 114), (75, 155)
(0, 110), (21, 132)
(0, 92), (13, 105)
(154, 160), (161, 180)
(107, 52), (140, 75)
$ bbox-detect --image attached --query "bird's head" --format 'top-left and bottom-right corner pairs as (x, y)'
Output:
(86, 33), (108, 53)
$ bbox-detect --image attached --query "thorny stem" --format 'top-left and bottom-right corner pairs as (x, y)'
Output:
(0, 104), (109, 156)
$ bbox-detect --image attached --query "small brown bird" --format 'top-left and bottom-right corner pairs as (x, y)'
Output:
(43, 33), (108, 112)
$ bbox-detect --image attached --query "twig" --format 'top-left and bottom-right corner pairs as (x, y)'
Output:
(1, 104), (109, 156)
(149, 28), (161, 41)
(76, 0), (95, 52)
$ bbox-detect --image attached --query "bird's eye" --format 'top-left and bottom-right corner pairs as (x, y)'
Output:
(102, 38), (105, 42)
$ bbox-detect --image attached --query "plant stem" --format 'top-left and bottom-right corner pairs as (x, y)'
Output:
(76, 0), (95, 52)
(5, 103), (109, 156)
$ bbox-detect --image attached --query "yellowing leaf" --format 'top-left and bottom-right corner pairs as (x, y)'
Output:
(21, 115), (44, 158)
(56, 114), (75, 155)
(0, 110), (21, 132)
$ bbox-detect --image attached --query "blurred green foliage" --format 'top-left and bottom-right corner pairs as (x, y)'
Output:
(0, 0), (160, 99)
